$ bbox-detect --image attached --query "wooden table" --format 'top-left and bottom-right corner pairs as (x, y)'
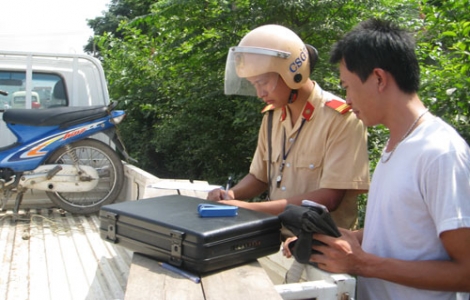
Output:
(124, 253), (282, 300)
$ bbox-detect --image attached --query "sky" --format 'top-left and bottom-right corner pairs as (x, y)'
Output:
(0, 0), (110, 54)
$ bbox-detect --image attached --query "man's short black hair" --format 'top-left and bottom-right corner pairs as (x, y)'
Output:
(330, 18), (420, 93)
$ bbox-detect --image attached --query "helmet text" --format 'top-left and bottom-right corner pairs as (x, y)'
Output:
(289, 48), (308, 73)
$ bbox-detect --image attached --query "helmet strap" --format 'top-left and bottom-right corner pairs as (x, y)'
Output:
(288, 89), (298, 104)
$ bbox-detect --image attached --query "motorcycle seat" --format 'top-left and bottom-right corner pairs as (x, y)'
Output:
(2, 105), (110, 127)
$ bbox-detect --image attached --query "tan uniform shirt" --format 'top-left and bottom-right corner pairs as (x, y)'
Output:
(249, 82), (369, 228)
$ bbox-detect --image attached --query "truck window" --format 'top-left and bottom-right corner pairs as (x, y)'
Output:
(0, 71), (68, 110)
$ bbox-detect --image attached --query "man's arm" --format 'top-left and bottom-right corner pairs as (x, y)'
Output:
(219, 188), (346, 215)
(311, 228), (470, 292)
(207, 173), (267, 201)
(230, 173), (268, 200)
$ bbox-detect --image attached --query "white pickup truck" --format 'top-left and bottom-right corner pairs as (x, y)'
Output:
(0, 51), (110, 146)
(0, 50), (355, 300)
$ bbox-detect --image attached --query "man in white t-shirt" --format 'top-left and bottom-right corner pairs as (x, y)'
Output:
(307, 18), (470, 300)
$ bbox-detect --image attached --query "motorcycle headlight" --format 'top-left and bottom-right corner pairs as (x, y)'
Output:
(110, 111), (126, 124)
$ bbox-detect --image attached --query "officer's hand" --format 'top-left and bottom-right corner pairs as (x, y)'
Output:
(207, 188), (234, 201)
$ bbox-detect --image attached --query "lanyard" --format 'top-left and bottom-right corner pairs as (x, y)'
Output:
(276, 118), (307, 188)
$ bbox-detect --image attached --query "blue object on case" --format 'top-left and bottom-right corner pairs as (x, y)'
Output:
(198, 204), (238, 217)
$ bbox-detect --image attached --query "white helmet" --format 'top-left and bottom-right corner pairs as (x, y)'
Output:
(224, 24), (318, 96)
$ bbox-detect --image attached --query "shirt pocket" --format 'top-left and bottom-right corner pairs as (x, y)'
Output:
(263, 148), (281, 165)
(294, 153), (323, 179)
(262, 150), (281, 182)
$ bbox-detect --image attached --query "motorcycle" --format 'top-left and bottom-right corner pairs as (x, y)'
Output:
(0, 89), (131, 215)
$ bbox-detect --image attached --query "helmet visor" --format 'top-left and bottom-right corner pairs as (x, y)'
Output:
(224, 46), (290, 96)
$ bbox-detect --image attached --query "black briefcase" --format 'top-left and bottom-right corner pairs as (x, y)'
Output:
(99, 195), (281, 273)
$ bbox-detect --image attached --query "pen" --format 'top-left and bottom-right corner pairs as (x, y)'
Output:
(160, 262), (201, 283)
(224, 176), (233, 200)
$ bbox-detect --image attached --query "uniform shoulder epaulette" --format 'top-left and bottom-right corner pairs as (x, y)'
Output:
(261, 104), (275, 113)
(325, 99), (351, 114)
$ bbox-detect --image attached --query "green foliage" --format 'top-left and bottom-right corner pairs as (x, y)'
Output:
(85, 0), (156, 55)
(418, 0), (470, 143)
(97, 0), (388, 185)
(95, 28), (157, 171)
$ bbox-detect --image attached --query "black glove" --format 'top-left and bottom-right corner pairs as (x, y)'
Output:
(279, 201), (340, 265)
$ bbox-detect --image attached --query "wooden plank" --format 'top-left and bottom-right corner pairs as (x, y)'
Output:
(6, 210), (31, 300)
(64, 213), (108, 299)
(77, 213), (127, 299)
(202, 260), (283, 300)
(42, 209), (73, 300)
(0, 211), (15, 299)
(125, 253), (205, 300)
(88, 213), (132, 279)
(178, 180), (210, 199)
(51, 209), (92, 300)
(29, 209), (52, 300)
(125, 254), (282, 300)
(88, 212), (133, 299)
(0, 206), (132, 300)
(148, 179), (210, 199)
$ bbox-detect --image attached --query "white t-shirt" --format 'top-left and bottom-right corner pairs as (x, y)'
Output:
(358, 117), (470, 300)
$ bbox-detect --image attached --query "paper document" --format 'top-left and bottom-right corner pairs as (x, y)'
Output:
(150, 180), (222, 192)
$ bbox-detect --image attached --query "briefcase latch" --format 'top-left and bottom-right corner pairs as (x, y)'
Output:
(104, 212), (118, 243)
(170, 230), (184, 265)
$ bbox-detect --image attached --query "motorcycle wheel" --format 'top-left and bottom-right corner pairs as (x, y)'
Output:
(45, 138), (124, 214)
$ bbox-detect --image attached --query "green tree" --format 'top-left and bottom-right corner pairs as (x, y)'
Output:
(418, 0), (470, 143)
(85, 0), (156, 56)
(98, 0), (394, 185)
